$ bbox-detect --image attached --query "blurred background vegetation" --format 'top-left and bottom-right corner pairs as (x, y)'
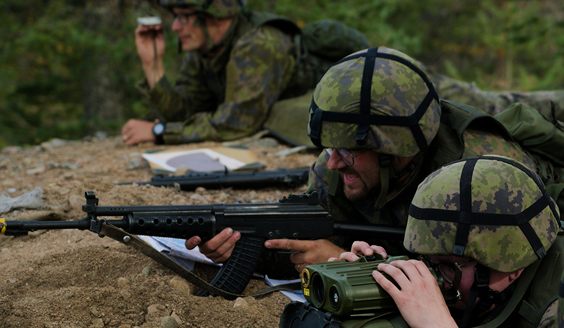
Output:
(1, 0), (563, 149)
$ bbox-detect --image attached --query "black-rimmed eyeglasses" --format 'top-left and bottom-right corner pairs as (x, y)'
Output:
(326, 148), (366, 166)
(172, 12), (199, 25)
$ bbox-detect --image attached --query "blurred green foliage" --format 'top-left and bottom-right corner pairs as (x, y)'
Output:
(1, 0), (563, 149)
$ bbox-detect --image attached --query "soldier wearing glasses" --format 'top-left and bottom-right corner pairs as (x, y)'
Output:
(121, 0), (324, 146)
(186, 47), (564, 281)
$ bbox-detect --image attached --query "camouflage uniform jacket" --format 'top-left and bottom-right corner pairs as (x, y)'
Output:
(307, 101), (564, 327)
(307, 100), (541, 223)
(306, 101), (540, 249)
(138, 12), (318, 144)
(475, 233), (564, 328)
(432, 75), (564, 120)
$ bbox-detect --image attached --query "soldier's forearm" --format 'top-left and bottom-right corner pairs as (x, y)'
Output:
(142, 62), (165, 90)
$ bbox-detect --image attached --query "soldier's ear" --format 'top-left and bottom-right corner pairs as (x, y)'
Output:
(508, 268), (525, 283)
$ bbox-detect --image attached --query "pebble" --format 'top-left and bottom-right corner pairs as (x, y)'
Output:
(189, 194), (208, 204)
(233, 297), (248, 308)
(91, 318), (104, 328)
(168, 277), (191, 297)
(69, 194), (85, 210)
(120, 290), (132, 299)
(147, 304), (168, 316)
(117, 277), (130, 288)
(160, 316), (178, 328)
(141, 266), (151, 276)
(170, 312), (182, 326)
(40, 138), (68, 150)
(26, 166), (46, 175)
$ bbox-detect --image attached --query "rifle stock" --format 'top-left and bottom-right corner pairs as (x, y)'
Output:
(0, 191), (405, 298)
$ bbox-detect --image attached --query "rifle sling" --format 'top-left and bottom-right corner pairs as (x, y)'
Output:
(99, 223), (302, 299)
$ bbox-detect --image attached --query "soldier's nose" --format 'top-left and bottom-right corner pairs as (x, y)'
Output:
(327, 150), (347, 170)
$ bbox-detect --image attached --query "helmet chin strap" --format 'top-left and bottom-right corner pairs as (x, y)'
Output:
(196, 13), (225, 55)
(459, 264), (515, 328)
(369, 152), (422, 224)
(369, 154), (393, 224)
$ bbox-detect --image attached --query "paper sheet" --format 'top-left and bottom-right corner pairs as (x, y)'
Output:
(142, 148), (247, 173)
(140, 236), (304, 302)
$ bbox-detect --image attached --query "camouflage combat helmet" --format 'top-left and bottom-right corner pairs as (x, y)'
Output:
(157, 0), (243, 18)
(405, 155), (561, 273)
(307, 46), (441, 157)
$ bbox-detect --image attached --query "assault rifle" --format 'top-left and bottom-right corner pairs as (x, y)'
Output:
(0, 191), (405, 298)
(119, 168), (310, 190)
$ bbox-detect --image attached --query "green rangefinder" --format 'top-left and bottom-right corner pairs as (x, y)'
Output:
(301, 254), (460, 317)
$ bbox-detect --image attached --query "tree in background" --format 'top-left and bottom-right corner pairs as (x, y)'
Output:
(0, 0), (563, 148)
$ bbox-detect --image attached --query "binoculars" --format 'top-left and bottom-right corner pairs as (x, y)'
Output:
(301, 254), (460, 317)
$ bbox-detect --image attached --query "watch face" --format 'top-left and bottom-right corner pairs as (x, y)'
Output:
(153, 123), (164, 135)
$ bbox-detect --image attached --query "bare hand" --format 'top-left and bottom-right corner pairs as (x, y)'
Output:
(135, 24), (165, 88)
(185, 228), (241, 263)
(264, 239), (345, 273)
(121, 119), (157, 146)
(329, 241), (388, 262)
(373, 260), (457, 328)
(135, 24), (165, 67)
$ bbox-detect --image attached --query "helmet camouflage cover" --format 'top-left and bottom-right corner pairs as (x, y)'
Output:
(157, 0), (243, 17)
(307, 46), (441, 157)
(405, 155), (561, 273)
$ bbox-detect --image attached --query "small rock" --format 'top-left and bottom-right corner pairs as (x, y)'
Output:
(68, 194), (85, 210)
(117, 277), (130, 288)
(189, 194), (208, 204)
(141, 266), (151, 276)
(26, 166), (46, 175)
(127, 156), (149, 170)
(147, 304), (168, 316)
(170, 312), (182, 326)
(233, 297), (248, 308)
(40, 138), (67, 150)
(168, 277), (191, 297)
(91, 318), (104, 328)
(120, 290), (132, 299)
(160, 316), (178, 328)
(90, 306), (100, 317)
(95, 131), (108, 139)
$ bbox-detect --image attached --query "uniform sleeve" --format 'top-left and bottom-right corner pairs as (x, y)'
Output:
(145, 52), (215, 124)
(164, 26), (296, 144)
(537, 300), (558, 328)
(432, 74), (564, 118)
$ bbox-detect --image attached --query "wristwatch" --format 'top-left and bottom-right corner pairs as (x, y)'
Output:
(152, 122), (165, 145)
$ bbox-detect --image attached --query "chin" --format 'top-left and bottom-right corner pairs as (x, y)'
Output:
(344, 188), (369, 202)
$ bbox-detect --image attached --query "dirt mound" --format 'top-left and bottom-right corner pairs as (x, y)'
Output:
(0, 136), (320, 328)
